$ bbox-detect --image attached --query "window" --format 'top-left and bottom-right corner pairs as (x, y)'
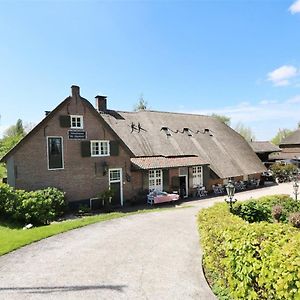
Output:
(109, 169), (121, 182)
(70, 115), (83, 129)
(192, 166), (203, 187)
(47, 137), (63, 170)
(91, 140), (110, 156)
(149, 169), (163, 191)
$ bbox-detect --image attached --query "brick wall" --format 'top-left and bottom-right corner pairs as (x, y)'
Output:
(11, 94), (135, 203)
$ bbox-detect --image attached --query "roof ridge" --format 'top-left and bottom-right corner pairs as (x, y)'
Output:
(114, 109), (212, 118)
(250, 141), (274, 143)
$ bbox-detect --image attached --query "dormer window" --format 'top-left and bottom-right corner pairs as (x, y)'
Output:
(71, 115), (83, 129)
(183, 128), (192, 136)
(161, 126), (172, 137)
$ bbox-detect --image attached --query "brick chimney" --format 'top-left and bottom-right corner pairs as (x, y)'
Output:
(71, 85), (80, 98)
(95, 95), (107, 112)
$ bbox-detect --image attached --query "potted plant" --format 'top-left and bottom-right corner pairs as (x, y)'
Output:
(98, 189), (114, 212)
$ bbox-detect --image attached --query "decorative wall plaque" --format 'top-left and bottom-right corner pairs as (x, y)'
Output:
(68, 130), (87, 140)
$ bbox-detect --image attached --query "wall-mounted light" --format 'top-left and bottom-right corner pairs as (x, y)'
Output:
(102, 161), (108, 176)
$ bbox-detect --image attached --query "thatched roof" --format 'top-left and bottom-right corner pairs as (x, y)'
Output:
(249, 141), (280, 153)
(101, 110), (266, 178)
(280, 129), (300, 146)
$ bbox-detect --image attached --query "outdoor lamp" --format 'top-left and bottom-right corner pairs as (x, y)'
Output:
(225, 180), (237, 210)
(293, 180), (299, 201)
(102, 161), (108, 176)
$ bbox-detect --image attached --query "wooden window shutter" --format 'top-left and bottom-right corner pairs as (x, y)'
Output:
(59, 115), (71, 128)
(163, 169), (169, 192)
(110, 141), (119, 156)
(81, 141), (91, 157)
(171, 176), (180, 189)
(142, 171), (149, 190)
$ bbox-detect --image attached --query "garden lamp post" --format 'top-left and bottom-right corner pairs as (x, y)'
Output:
(225, 180), (237, 210)
(293, 179), (299, 201)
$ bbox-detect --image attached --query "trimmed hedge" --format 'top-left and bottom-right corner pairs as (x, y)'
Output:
(0, 183), (65, 225)
(198, 197), (300, 299)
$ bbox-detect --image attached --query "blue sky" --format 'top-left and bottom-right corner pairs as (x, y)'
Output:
(1, 0), (300, 140)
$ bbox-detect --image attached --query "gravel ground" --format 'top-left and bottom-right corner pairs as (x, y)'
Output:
(0, 182), (293, 300)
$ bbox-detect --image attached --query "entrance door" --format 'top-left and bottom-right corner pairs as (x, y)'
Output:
(179, 175), (188, 198)
(109, 168), (123, 206)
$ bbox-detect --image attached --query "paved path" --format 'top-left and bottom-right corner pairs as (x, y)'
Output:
(0, 182), (294, 300)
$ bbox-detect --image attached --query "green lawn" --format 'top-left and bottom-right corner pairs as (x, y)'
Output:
(0, 207), (181, 256)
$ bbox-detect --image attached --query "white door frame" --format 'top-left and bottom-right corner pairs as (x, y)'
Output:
(109, 168), (123, 206)
(179, 174), (188, 198)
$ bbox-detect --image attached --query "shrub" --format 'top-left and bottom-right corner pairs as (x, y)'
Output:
(98, 189), (114, 212)
(232, 194), (300, 223)
(231, 200), (271, 222)
(272, 205), (283, 222)
(289, 212), (300, 228)
(0, 183), (19, 216)
(0, 184), (65, 225)
(270, 163), (297, 181)
(77, 204), (91, 215)
(198, 199), (300, 300)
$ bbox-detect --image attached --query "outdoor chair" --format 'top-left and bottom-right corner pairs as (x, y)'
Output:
(196, 186), (208, 198)
(217, 184), (225, 193)
(235, 181), (246, 191)
(212, 185), (223, 195)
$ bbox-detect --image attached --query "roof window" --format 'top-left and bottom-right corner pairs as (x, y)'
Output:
(161, 127), (172, 137)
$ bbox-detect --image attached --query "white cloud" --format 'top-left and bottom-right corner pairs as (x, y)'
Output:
(267, 65), (298, 86)
(286, 95), (300, 103)
(289, 0), (300, 14)
(259, 99), (278, 105)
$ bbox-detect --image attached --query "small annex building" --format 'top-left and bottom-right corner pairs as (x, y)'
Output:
(249, 141), (281, 168)
(0, 86), (266, 207)
(269, 129), (300, 167)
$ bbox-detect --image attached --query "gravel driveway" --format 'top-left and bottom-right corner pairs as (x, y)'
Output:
(0, 182), (293, 300)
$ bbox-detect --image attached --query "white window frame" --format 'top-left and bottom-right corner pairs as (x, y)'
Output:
(149, 169), (163, 192)
(47, 136), (64, 170)
(70, 115), (83, 129)
(192, 166), (203, 187)
(90, 140), (110, 157)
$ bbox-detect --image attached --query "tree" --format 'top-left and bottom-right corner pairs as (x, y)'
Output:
(134, 94), (148, 111)
(4, 118), (25, 138)
(211, 113), (231, 126)
(0, 119), (26, 179)
(234, 122), (255, 142)
(271, 128), (293, 145)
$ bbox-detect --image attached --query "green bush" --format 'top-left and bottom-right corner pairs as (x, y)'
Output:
(231, 200), (271, 222)
(232, 195), (300, 223)
(0, 183), (19, 217)
(270, 163), (297, 181)
(198, 199), (300, 299)
(0, 184), (65, 225)
(77, 204), (91, 215)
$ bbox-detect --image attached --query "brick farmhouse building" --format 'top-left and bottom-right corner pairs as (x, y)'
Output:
(1, 86), (266, 207)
